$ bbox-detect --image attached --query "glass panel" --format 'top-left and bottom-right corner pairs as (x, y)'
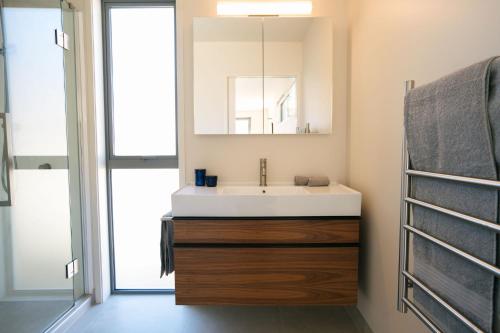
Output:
(10, 170), (73, 292)
(4, 5), (68, 156)
(0, 1), (77, 331)
(112, 169), (179, 290)
(62, 1), (85, 300)
(109, 7), (177, 156)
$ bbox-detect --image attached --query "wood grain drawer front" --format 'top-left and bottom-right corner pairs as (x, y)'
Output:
(173, 219), (359, 244)
(175, 247), (358, 305)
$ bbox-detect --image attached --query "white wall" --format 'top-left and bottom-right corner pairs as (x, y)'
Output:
(179, 0), (349, 185)
(87, 0), (111, 303)
(70, 0), (111, 304)
(349, 1), (500, 332)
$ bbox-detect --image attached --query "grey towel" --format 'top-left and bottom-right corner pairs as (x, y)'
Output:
(294, 176), (309, 186)
(160, 213), (175, 278)
(307, 176), (330, 187)
(405, 57), (500, 333)
(488, 58), (500, 333)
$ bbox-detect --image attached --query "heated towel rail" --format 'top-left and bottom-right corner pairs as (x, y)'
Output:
(397, 80), (500, 333)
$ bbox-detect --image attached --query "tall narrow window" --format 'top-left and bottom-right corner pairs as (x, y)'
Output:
(103, 1), (178, 292)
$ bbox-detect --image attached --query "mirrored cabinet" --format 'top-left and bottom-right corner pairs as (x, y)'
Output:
(193, 17), (333, 135)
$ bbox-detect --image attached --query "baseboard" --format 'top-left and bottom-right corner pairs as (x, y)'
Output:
(45, 295), (92, 333)
(345, 306), (374, 333)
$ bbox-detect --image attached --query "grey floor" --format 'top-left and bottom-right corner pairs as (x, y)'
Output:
(69, 295), (371, 333)
(0, 300), (73, 333)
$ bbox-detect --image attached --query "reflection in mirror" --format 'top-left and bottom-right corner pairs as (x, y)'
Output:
(228, 76), (297, 134)
(194, 18), (262, 134)
(264, 77), (297, 134)
(193, 17), (332, 135)
(229, 77), (262, 135)
(264, 17), (332, 134)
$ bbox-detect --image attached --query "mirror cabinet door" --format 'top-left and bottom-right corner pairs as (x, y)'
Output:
(263, 17), (332, 135)
(193, 17), (263, 135)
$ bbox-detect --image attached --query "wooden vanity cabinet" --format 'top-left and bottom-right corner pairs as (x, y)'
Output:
(173, 217), (360, 306)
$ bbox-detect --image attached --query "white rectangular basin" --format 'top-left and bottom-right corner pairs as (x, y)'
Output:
(171, 184), (361, 217)
(221, 185), (308, 195)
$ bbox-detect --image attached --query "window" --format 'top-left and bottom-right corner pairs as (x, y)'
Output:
(103, 0), (178, 292)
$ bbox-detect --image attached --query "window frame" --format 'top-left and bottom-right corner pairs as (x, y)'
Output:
(102, 0), (178, 294)
(103, 0), (178, 169)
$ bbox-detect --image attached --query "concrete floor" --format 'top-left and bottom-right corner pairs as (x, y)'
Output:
(69, 295), (372, 333)
(0, 300), (73, 333)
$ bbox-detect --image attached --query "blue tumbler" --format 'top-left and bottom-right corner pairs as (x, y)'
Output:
(195, 169), (206, 186)
(205, 176), (218, 187)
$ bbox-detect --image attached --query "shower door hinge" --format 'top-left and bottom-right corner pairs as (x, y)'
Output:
(65, 259), (79, 279)
(55, 29), (70, 50)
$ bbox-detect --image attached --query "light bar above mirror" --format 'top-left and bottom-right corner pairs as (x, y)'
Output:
(217, 1), (313, 16)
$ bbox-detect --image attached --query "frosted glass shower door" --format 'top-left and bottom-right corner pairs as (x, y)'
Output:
(3, 0), (73, 293)
(0, 0), (82, 331)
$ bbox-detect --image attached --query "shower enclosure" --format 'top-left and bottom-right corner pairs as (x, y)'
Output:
(0, 0), (85, 332)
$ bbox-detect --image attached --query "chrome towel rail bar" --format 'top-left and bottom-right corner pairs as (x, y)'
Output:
(402, 298), (443, 333)
(406, 169), (500, 189)
(397, 79), (500, 333)
(397, 80), (415, 313)
(404, 225), (500, 277)
(405, 197), (500, 233)
(402, 271), (483, 333)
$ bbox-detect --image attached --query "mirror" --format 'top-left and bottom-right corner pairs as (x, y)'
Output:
(193, 17), (332, 135)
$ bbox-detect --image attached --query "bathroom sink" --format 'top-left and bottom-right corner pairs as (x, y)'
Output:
(221, 185), (307, 195)
(171, 184), (361, 217)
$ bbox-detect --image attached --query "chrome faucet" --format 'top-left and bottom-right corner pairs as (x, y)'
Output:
(259, 158), (267, 187)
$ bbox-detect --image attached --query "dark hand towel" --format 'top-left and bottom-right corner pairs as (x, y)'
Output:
(160, 214), (175, 278)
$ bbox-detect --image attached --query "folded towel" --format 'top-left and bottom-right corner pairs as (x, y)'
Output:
(405, 57), (500, 333)
(160, 213), (175, 278)
(294, 176), (309, 186)
(307, 176), (330, 187)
